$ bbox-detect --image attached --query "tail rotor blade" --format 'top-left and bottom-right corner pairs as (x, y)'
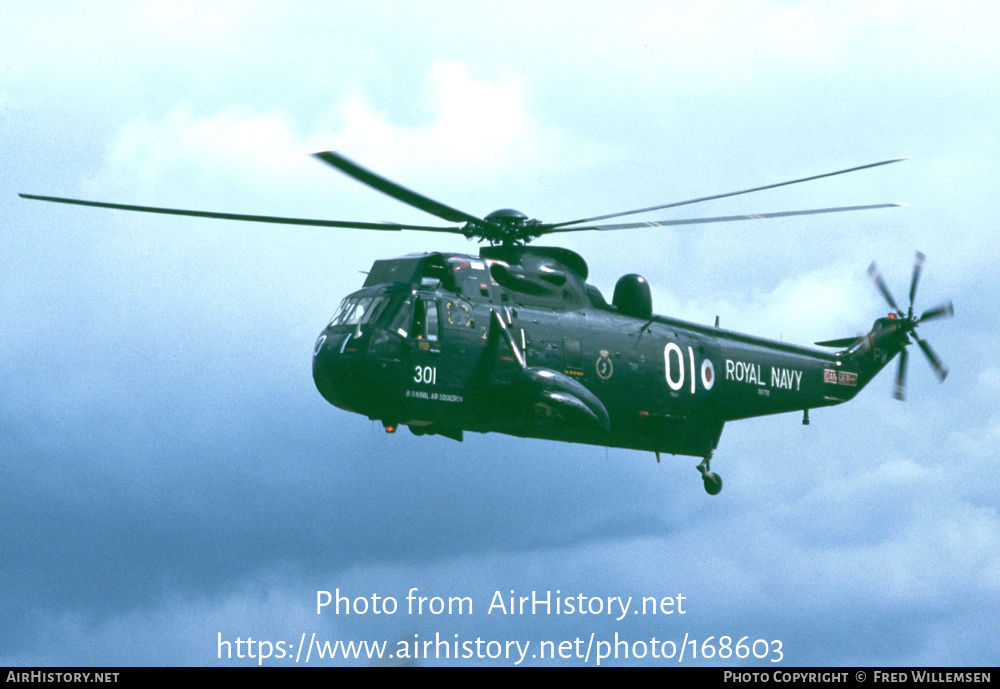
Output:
(913, 333), (948, 381)
(893, 347), (909, 401)
(868, 262), (903, 315)
(908, 251), (925, 314)
(918, 301), (954, 323)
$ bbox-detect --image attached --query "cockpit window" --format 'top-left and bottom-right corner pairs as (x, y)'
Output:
(388, 296), (414, 338)
(329, 296), (388, 327)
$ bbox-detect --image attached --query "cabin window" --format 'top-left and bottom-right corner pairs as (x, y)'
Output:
(443, 299), (475, 329)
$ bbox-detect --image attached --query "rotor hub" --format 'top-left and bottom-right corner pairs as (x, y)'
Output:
(477, 208), (546, 245)
(484, 208), (528, 225)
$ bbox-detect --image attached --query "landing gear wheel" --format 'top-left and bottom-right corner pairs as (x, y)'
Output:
(696, 453), (723, 496)
(702, 472), (723, 495)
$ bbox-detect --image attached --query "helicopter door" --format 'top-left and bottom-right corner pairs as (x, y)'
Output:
(408, 297), (441, 398)
(405, 296), (474, 409)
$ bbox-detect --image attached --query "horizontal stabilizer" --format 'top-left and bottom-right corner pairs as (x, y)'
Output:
(815, 336), (859, 348)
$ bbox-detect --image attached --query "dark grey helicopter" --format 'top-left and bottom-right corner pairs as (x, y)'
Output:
(21, 154), (952, 494)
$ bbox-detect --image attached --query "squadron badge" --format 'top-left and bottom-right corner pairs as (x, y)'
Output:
(596, 350), (614, 380)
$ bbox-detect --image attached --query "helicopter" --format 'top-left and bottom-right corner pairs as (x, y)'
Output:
(20, 153), (953, 494)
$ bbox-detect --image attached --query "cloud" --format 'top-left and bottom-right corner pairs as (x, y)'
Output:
(82, 59), (611, 217)
(646, 261), (877, 346)
(3, 572), (334, 666)
(320, 60), (585, 182)
(83, 106), (306, 203)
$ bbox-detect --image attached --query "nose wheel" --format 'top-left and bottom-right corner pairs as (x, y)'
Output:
(697, 454), (723, 495)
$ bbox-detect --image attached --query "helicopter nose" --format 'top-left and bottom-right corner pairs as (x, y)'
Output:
(312, 330), (366, 413)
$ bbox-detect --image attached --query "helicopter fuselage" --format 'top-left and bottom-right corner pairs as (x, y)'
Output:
(312, 247), (902, 460)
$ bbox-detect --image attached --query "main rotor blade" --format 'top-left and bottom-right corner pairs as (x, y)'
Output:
(918, 301), (954, 323)
(867, 262), (903, 315)
(313, 151), (490, 227)
(549, 158), (905, 228)
(18, 194), (464, 233)
(543, 203), (903, 233)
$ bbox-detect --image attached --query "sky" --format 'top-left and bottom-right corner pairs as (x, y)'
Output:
(2, 1), (998, 667)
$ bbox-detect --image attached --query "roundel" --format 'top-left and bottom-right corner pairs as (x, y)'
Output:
(701, 358), (715, 391)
